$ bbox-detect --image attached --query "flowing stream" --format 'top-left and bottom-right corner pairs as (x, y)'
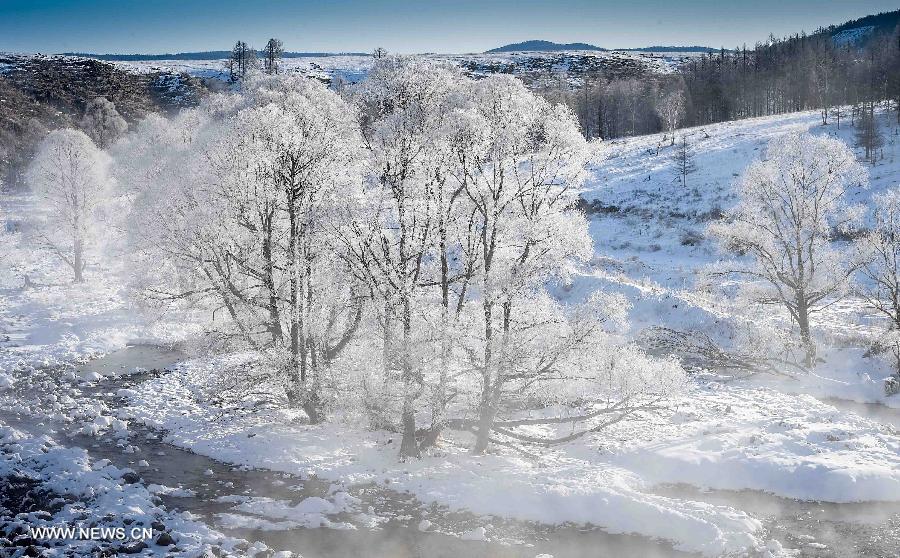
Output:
(0, 346), (691, 558)
(3, 345), (900, 557)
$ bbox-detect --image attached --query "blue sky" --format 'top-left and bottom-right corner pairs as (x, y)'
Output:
(0, 0), (896, 54)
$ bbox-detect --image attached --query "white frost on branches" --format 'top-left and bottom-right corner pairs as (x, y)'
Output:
(708, 132), (867, 363)
(27, 128), (112, 282)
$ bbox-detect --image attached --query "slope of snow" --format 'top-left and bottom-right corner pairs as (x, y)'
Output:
(576, 108), (900, 406)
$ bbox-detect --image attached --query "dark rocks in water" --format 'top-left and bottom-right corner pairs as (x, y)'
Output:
(885, 376), (900, 396)
(120, 540), (149, 554)
(155, 532), (176, 546)
(120, 470), (142, 484)
(12, 534), (37, 547)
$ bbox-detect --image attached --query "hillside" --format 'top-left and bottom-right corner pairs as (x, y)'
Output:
(64, 50), (370, 61)
(829, 8), (900, 36)
(577, 107), (900, 404)
(0, 54), (208, 187)
(485, 39), (606, 53)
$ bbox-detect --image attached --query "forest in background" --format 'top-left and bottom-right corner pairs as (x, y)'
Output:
(545, 11), (900, 141)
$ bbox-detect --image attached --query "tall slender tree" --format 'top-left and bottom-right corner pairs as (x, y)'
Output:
(263, 38), (284, 74)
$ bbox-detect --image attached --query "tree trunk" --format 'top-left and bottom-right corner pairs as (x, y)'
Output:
(473, 298), (494, 454)
(398, 293), (420, 460)
(262, 213), (283, 345)
(421, 233), (451, 452)
(796, 297), (815, 366)
(73, 235), (84, 282)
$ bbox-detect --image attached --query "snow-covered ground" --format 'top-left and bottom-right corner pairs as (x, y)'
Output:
(0, 194), (204, 373)
(0, 422), (240, 557)
(106, 49), (696, 85)
(3, 108), (900, 557)
(577, 108), (900, 407)
(110, 55), (375, 84)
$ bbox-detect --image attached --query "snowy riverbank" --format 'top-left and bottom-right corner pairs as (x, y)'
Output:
(3, 107), (900, 557)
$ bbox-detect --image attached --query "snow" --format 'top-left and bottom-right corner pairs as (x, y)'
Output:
(576, 108), (900, 406)
(104, 49), (691, 87)
(832, 26), (875, 47)
(110, 55), (374, 83)
(0, 193), (205, 374)
(610, 384), (900, 503)
(0, 422), (239, 557)
(3, 82), (900, 556)
(119, 354), (765, 555)
(221, 495), (357, 530)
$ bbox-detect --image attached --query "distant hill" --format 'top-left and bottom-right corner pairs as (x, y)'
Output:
(829, 9), (900, 35)
(621, 46), (718, 53)
(485, 40), (606, 53)
(825, 9), (900, 47)
(62, 51), (369, 61)
(485, 41), (720, 54)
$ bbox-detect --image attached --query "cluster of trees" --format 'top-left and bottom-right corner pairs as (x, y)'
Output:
(29, 59), (685, 459)
(228, 38), (285, 80)
(546, 24), (900, 147)
(25, 56), (900, 460)
(708, 131), (900, 376)
(544, 77), (686, 141)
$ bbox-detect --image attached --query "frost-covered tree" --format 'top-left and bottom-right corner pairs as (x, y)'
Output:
(114, 58), (689, 461)
(672, 135), (697, 188)
(123, 79), (363, 422)
(855, 108), (884, 166)
(656, 89), (685, 144)
(709, 132), (867, 364)
(343, 56), (461, 458)
(442, 75), (599, 453)
(221, 76), (364, 422)
(80, 97), (127, 149)
(27, 129), (111, 282)
(857, 186), (900, 374)
(263, 38), (284, 74)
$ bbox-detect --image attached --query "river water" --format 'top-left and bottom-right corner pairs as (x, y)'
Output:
(3, 345), (900, 557)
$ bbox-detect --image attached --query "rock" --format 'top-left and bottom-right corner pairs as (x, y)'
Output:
(121, 471), (141, 484)
(155, 532), (176, 546)
(151, 520), (166, 532)
(13, 535), (37, 547)
(885, 376), (900, 396)
(120, 540), (148, 554)
(460, 526), (487, 541)
(24, 545), (41, 557)
(417, 519), (432, 531)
